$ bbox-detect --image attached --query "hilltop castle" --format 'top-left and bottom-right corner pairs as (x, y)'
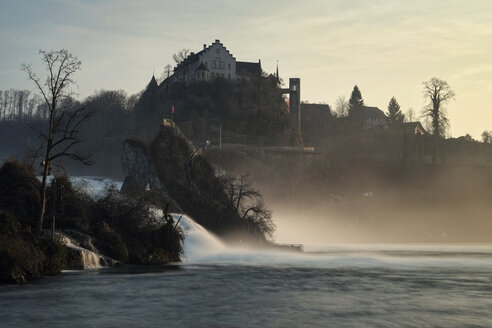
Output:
(161, 39), (303, 131)
(172, 39), (262, 83)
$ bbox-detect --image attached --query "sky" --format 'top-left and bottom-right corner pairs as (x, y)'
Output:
(1, 0), (491, 138)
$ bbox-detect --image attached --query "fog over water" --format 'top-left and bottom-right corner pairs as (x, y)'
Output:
(2, 176), (488, 327)
(1, 214), (492, 327)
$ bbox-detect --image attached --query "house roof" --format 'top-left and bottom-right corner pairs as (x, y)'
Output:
(175, 51), (203, 70)
(236, 61), (262, 76)
(363, 106), (387, 119)
(402, 121), (427, 134)
(301, 103), (331, 114)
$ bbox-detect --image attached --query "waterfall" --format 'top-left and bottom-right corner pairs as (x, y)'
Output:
(171, 213), (226, 262)
(80, 250), (102, 269)
(61, 235), (103, 269)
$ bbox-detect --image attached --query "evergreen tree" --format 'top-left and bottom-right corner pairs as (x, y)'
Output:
(348, 85), (364, 116)
(386, 97), (404, 124)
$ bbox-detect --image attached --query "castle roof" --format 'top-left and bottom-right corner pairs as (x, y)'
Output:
(144, 75), (158, 93)
(175, 51), (203, 70)
(175, 39), (236, 71)
(236, 61), (262, 76)
(195, 63), (209, 72)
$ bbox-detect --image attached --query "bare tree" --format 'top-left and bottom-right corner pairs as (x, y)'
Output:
(334, 95), (349, 117)
(21, 49), (91, 234)
(172, 49), (190, 65)
(224, 174), (275, 240)
(422, 78), (455, 138)
(422, 77), (455, 164)
(164, 64), (172, 78)
(482, 130), (492, 144)
(405, 107), (415, 122)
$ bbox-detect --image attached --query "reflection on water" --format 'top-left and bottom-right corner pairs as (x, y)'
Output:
(1, 247), (492, 328)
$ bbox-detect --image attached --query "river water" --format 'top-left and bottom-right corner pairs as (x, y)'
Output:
(2, 244), (492, 327)
(1, 177), (491, 327)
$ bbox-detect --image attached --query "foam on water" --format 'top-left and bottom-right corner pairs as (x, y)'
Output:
(175, 213), (492, 269)
(70, 176), (123, 198)
(171, 213), (226, 262)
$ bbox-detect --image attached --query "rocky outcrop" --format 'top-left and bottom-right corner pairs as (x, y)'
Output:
(120, 138), (164, 194)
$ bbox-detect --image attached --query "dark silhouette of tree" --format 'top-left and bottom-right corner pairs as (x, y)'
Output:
(405, 107), (415, 122)
(21, 49), (91, 235)
(334, 95), (349, 117)
(172, 49), (190, 65)
(224, 174), (275, 240)
(348, 85), (364, 116)
(422, 78), (455, 138)
(482, 130), (492, 144)
(422, 77), (455, 164)
(386, 97), (404, 124)
(163, 64), (172, 78)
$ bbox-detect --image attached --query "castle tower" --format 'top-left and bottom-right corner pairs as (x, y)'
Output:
(289, 78), (301, 133)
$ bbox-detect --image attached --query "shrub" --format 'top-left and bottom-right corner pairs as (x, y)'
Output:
(0, 161), (40, 227)
(0, 232), (46, 284)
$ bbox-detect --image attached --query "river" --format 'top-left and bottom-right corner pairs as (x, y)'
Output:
(1, 177), (491, 327)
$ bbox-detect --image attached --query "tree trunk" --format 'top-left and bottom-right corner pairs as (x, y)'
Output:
(37, 163), (49, 234)
(37, 98), (55, 235)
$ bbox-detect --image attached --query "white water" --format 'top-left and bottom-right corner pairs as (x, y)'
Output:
(61, 235), (102, 269)
(171, 213), (226, 262)
(41, 176), (123, 199)
(70, 176), (122, 199)
(56, 177), (492, 270)
(172, 213), (492, 269)
(79, 250), (101, 269)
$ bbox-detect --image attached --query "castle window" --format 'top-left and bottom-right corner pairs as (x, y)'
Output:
(216, 48), (220, 54)
(228, 63), (231, 70)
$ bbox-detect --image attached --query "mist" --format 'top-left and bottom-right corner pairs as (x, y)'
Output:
(269, 165), (492, 245)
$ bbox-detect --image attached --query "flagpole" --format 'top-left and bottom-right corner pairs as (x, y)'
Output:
(171, 105), (175, 128)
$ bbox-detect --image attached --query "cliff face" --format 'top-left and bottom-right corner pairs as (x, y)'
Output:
(120, 138), (163, 194)
(120, 123), (266, 241)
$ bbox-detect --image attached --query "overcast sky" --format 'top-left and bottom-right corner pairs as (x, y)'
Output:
(1, 0), (491, 137)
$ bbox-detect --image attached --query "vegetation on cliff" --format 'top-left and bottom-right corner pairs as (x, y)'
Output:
(0, 161), (183, 284)
(135, 77), (301, 147)
(148, 124), (274, 242)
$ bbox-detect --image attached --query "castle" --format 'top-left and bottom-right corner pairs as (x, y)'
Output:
(168, 39), (302, 131)
(172, 39), (262, 82)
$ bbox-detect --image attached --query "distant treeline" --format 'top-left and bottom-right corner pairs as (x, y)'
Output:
(0, 89), (48, 121)
(0, 89), (141, 176)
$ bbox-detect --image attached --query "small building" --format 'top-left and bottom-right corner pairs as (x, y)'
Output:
(401, 122), (427, 135)
(300, 102), (332, 144)
(363, 106), (388, 129)
(236, 60), (262, 79)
